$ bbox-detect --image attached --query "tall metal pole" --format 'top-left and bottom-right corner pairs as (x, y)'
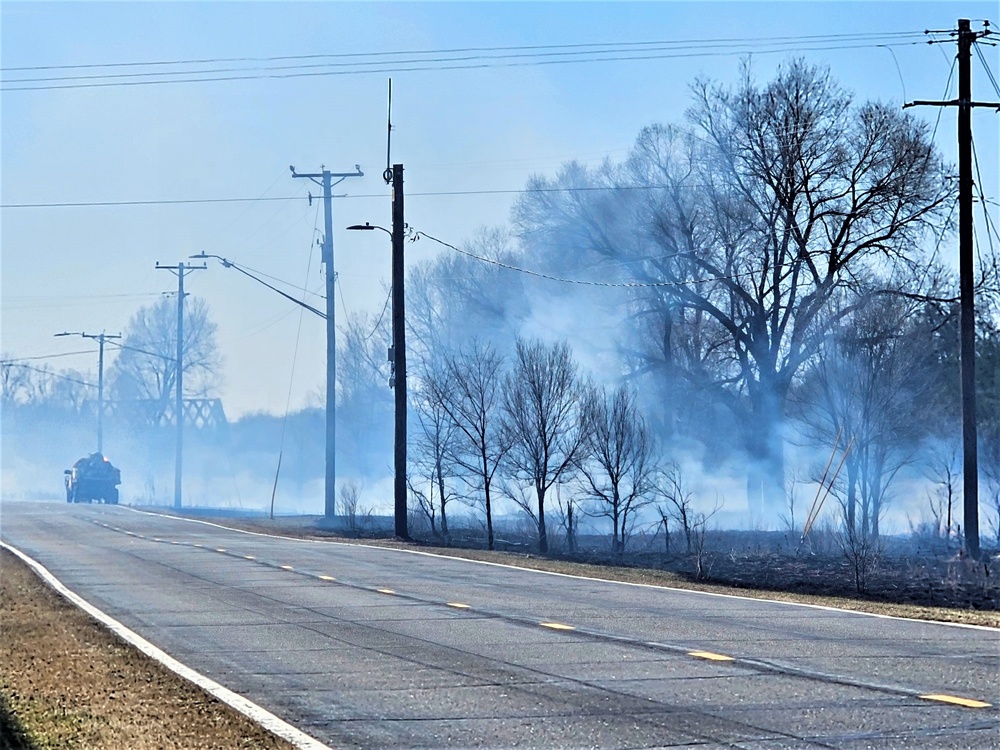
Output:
(291, 165), (363, 519)
(322, 171), (337, 520)
(97, 335), (106, 454)
(157, 261), (205, 510)
(903, 18), (997, 558)
(956, 19), (980, 559)
(175, 263), (185, 511)
(391, 163), (408, 539)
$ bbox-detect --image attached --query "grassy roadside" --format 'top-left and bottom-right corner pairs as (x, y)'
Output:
(0, 549), (298, 750)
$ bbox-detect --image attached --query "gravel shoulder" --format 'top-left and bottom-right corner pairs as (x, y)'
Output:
(0, 549), (297, 750)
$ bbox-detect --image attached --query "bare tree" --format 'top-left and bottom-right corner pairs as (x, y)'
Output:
(109, 296), (221, 423)
(798, 293), (927, 538)
(517, 60), (950, 515)
(409, 374), (459, 542)
(428, 340), (510, 551)
(578, 383), (658, 553)
(502, 339), (584, 554)
(924, 439), (962, 541)
(658, 463), (698, 553)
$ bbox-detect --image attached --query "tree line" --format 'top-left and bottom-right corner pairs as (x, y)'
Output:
(5, 58), (999, 548)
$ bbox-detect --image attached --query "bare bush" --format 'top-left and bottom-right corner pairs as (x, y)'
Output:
(339, 480), (371, 537)
(837, 526), (885, 594)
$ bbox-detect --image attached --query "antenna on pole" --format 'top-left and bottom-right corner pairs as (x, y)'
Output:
(384, 78), (393, 185)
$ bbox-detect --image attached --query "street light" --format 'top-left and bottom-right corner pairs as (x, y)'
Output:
(54, 330), (121, 454)
(348, 219), (408, 539)
(346, 223), (391, 237)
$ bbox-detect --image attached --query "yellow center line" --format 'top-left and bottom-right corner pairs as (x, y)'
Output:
(688, 651), (735, 662)
(920, 694), (992, 709)
(318, 575), (336, 581)
(243, 555), (256, 560)
(539, 622), (576, 631)
(377, 588), (396, 595)
(280, 565), (294, 571)
(447, 602), (471, 609)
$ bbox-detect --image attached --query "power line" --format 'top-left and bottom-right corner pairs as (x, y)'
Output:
(971, 133), (999, 264)
(0, 30), (926, 73)
(413, 230), (756, 289)
(974, 42), (1000, 98)
(364, 286), (393, 341)
(2, 38), (928, 92)
(0, 361), (98, 389)
(0, 349), (97, 363)
(0, 180), (856, 210)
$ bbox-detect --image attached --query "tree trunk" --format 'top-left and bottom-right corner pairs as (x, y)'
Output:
(436, 467), (449, 541)
(483, 454), (494, 550)
(537, 481), (548, 554)
(612, 488), (621, 554)
(846, 453), (859, 533)
(484, 482), (494, 551)
(744, 377), (787, 518)
(566, 501), (576, 553)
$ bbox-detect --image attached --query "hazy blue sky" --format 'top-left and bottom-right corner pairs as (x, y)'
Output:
(3, 2), (997, 418)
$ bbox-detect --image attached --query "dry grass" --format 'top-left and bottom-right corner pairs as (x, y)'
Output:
(0, 549), (296, 750)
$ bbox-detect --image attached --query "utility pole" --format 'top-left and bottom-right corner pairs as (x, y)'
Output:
(346, 163), (408, 538)
(390, 163), (408, 539)
(905, 19), (998, 558)
(290, 164), (364, 519)
(156, 261), (205, 510)
(54, 330), (121, 453)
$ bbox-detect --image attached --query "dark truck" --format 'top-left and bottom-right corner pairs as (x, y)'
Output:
(65, 453), (121, 504)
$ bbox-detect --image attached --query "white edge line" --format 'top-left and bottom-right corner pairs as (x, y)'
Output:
(0, 540), (333, 750)
(119, 506), (1000, 633)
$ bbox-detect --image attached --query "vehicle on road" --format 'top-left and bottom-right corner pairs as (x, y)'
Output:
(64, 453), (121, 504)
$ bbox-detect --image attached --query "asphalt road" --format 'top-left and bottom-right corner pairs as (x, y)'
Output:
(2, 501), (998, 749)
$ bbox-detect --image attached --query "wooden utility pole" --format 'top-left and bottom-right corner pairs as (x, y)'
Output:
(156, 260), (205, 510)
(390, 163), (408, 539)
(54, 330), (121, 453)
(291, 164), (363, 519)
(905, 19), (998, 558)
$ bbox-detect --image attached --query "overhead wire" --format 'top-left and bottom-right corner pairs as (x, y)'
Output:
(7, 37), (928, 85)
(0, 362), (97, 389)
(0, 181), (849, 210)
(412, 230), (756, 289)
(971, 133), (999, 267)
(973, 42), (1000, 98)
(2, 37), (930, 92)
(363, 286), (393, 341)
(270, 199), (322, 517)
(1, 30), (928, 73)
(0, 349), (97, 363)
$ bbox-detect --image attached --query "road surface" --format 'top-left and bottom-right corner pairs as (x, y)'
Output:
(2, 501), (997, 749)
